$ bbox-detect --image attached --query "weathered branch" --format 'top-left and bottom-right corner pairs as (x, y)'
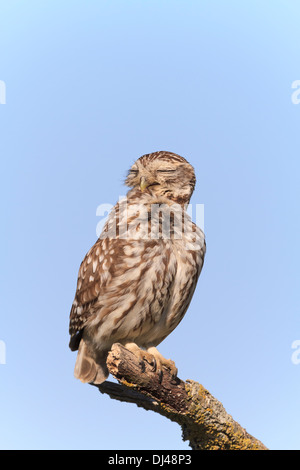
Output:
(94, 343), (268, 450)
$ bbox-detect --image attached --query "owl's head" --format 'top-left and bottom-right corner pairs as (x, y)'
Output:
(125, 151), (196, 205)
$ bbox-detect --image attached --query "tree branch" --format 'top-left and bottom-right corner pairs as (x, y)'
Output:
(93, 343), (268, 450)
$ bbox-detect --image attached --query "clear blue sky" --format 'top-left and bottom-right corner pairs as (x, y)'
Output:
(1, 0), (299, 450)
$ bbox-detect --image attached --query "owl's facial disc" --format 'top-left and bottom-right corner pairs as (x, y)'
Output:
(125, 152), (196, 204)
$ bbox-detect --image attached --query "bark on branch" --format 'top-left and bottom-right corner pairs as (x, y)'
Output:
(93, 343), (267, 450)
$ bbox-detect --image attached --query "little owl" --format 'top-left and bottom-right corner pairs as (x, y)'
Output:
(69, 151), (206, 384)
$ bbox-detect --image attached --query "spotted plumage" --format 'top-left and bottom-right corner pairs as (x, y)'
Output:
(69, 151), (206, 383)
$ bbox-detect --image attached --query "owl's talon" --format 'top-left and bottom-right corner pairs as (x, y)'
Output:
(169, 362), (178, 379)
(149, 356), (157, 372)
(170, 367), (179, 383)
(141, 351), (157, 372)
(146, 346), (178, 380)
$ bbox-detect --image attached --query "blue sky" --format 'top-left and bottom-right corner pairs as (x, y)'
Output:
(1, 0), (300, 450)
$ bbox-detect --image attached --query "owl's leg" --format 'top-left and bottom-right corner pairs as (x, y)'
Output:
(147, 347), (178, 379)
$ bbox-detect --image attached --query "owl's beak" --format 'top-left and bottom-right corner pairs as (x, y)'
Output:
(140, 176), (150, 192)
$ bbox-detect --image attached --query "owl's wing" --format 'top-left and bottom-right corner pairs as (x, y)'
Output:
(69, 198), (142, 350)
(69, 236), (107, 351)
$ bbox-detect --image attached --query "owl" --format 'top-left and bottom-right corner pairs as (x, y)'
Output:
(69, 151), (206, 384)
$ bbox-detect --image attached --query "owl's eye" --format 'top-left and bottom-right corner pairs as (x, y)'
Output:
(129, 169), (138, 175)
(157, 169), (176, 173)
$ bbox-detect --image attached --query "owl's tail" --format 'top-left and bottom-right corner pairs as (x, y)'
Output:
(74, 339), (109, 384)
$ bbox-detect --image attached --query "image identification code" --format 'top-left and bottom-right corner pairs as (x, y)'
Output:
(108, 454), (192, 467)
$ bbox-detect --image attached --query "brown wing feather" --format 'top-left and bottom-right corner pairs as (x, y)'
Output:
(69, 238), (104, 350)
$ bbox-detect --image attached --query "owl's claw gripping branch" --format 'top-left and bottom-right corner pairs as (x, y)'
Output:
(120, 343), (169, 383)
(123, 343), (178, 383)
(146, 346), (178, 380)
(123, 342), (147, 372)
